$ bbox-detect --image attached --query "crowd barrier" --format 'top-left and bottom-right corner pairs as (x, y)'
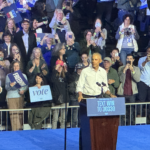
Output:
(0, 102), (150, 131)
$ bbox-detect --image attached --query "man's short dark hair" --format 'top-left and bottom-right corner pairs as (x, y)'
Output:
(123, 14), (133, 24)
(126, 54), (134, 59)
(112, 48), (119, 53)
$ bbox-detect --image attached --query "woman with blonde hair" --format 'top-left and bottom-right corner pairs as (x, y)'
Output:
(26, 47), (49, 86)
(5, 18), (19, 42)
(49, 9), (71, 43)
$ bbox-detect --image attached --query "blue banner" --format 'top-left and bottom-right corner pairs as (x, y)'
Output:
(86, 97), (125, 117)
(3, 3), (22, 23)
(8, 70), (28, 88)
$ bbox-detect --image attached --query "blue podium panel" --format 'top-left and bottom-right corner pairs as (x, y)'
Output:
(87, 97), (125, 117)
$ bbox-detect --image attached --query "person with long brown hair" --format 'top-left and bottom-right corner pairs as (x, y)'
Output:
(50, 60), (69, 129)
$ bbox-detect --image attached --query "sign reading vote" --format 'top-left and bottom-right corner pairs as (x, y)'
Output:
(29, 85), (53, 103)
(86, 97), (125, 117)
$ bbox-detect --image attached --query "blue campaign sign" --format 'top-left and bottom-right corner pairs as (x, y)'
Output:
(29, 85), (53, 103)
(86, 97), (125, 117)
(8, 70), (28, 89)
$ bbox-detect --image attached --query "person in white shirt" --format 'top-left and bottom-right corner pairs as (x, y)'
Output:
(77, 53), (116, 102)
(138, 47), (150, 117)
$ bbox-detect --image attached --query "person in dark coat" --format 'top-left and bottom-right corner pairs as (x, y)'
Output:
(14, 19), (37, 67)
(49, 43), (66, 74)
(50, 59), (69, 129)
(79, 29), (99, 62)
(64, 31), (80, 73)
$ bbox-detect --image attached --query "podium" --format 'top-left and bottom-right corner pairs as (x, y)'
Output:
(79, 97), (125, 150)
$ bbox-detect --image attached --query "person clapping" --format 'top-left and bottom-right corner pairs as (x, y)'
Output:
(26, 47), (49, 86)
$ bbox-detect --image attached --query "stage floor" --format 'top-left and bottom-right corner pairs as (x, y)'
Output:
(0, 125), (150, 150)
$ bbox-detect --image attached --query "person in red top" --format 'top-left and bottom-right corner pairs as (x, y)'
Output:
(117, 54), (140, 125)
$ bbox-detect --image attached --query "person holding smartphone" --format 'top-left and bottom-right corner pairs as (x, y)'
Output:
(93, 18), (107, 60)
(118, 54), (140, 125)
(138, 47), (150, 118)
(115, 14), (139, 65)
(64, 31), (80, 73)
(110, 48), (123, 71)
(80, 29), (99, 62)
(49, 9), (71, 43)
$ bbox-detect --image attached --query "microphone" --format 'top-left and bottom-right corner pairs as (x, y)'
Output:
(102, 82), (106, 86)
(96, 82), (106, 87)
(96, 82), (101, 87)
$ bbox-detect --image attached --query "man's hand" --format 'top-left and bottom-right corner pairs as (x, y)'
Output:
(123, 64), (129, 74)
(129, 65), (134, 72)
(10, 82), (16, 87)
(78, 92), (83, 102)
(19, 90), (24, 95)
(108, 79), (115, 85)
(78, 95), (83, 102)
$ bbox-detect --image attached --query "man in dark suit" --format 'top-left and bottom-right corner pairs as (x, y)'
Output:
(14, 19), (37, 68)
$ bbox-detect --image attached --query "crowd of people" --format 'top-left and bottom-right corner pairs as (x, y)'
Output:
(0, 0), (150, 130)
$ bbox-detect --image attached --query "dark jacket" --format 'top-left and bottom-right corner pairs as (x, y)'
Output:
(103, 67), (120, 98)
(79, 39), (99, 55)
(111, 60), (123, 71)
(49, 55), (67, 74)
(14, 30), (37, 65)
(50, 69), (69, 105)
(68, 72), (80, 105)
(0, 43), (12, 59)
(26, 59), (49, 86)
(64, 42), (81, 68)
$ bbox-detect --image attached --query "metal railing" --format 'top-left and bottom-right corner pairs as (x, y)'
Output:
(0, 102), (150, 131)
(0, 106), (80, 131)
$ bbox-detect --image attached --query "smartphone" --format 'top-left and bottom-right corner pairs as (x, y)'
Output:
(91, 36), (94, 41)
(69, 35), (72, 38)
(66, 2), (70, 6)
(115, 53), (118, 57)
(127, 61), (131, 65)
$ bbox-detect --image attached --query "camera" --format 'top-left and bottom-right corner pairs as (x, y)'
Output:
(124, 28), (131, 36)
(66, 2), (70, 6)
